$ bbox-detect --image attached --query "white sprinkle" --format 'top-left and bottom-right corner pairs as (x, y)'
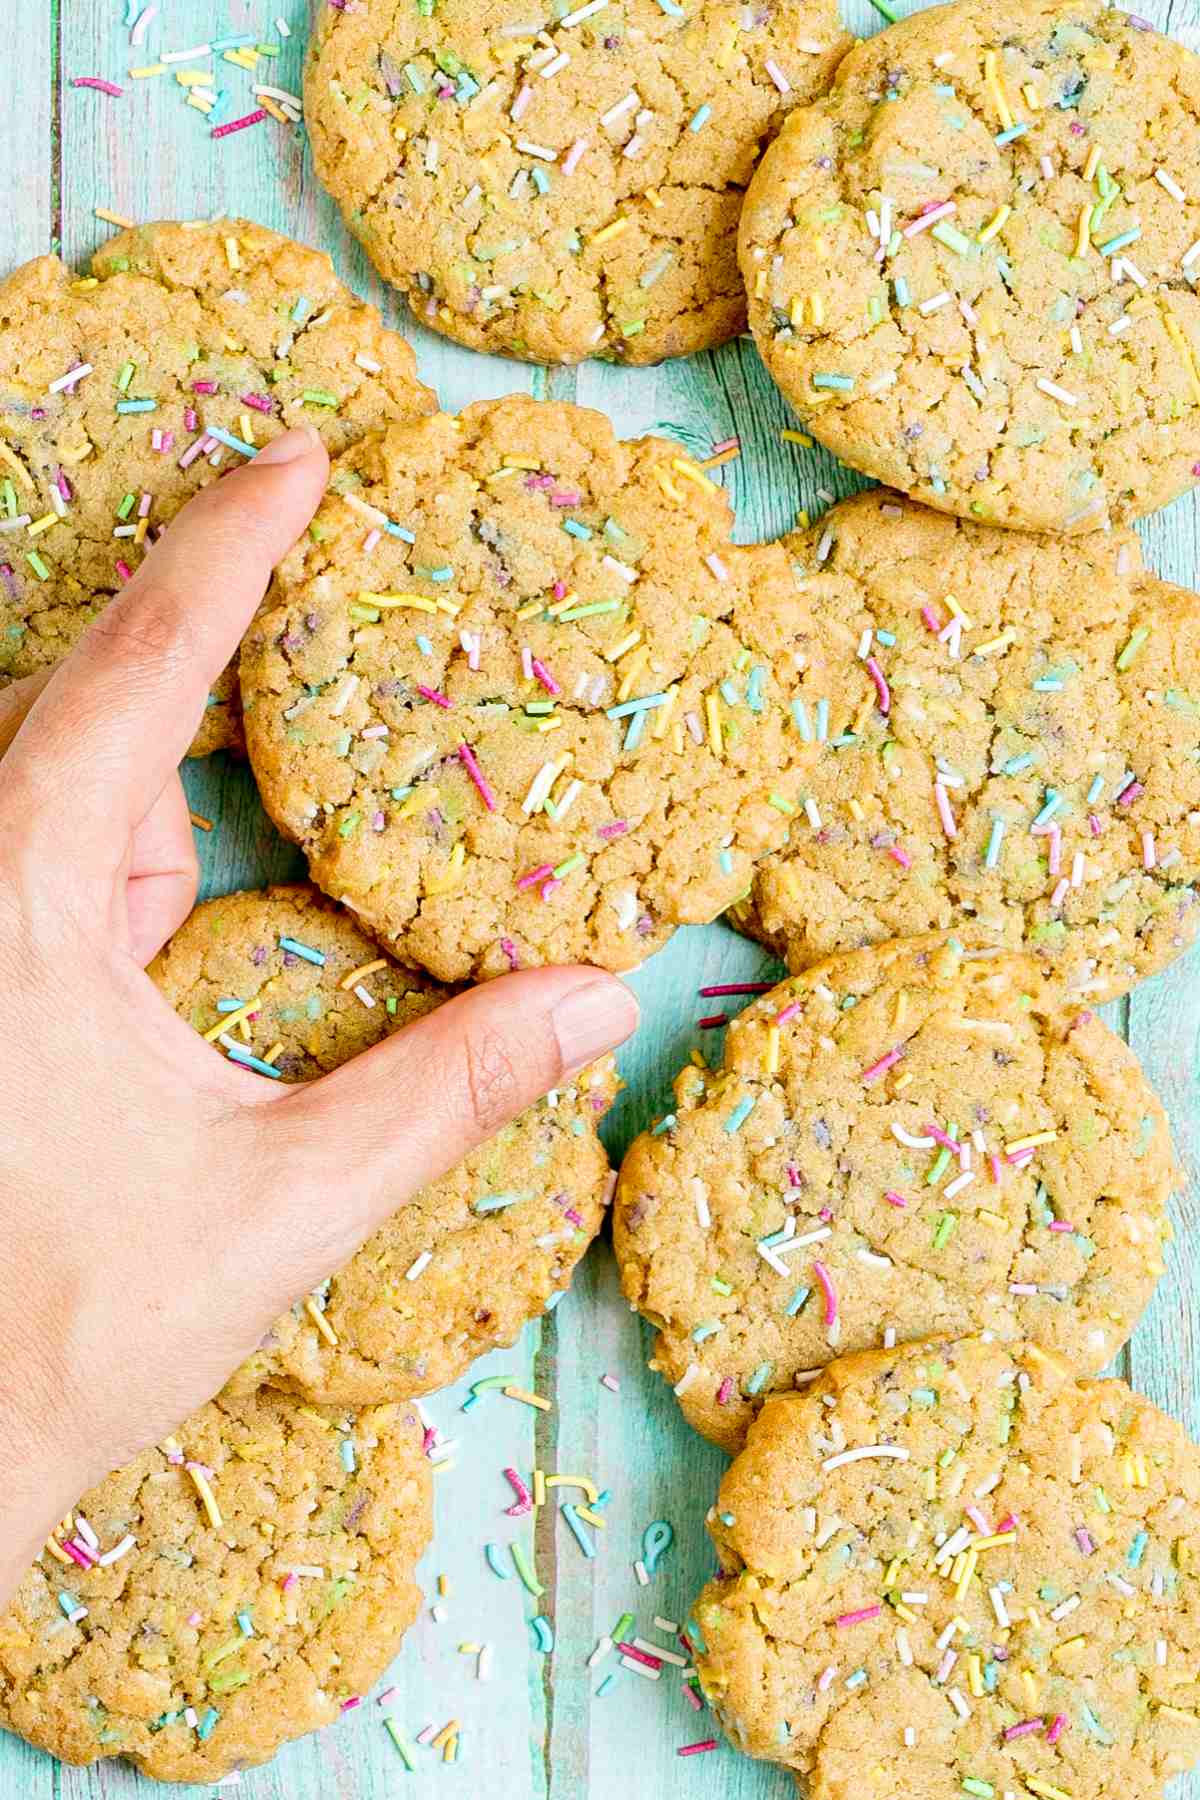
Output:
(0, 517), (31, 533)
(48, 362), (93, 394)
(814, 1516), (843, 1549)
(561, 0), (607, 22)
(1036, 377), (1079, 407)
(1156, 168), (1187, 202)
(511, 83), (533, 120)
(948, 1688), (970, 1722)
(1182, 238), (1200, 268)
(765, 58), (790, 94)
(1108, 313), (1133, 336)
(552, 779), (583, 822)
(896, 1627), (913, 1666)
(329, 675), (359, 716)
(942, 1168), (976, 1201)
(255, 83), (303, 106)
(704, 551), (729, 582)
(655, 1616), (679, 1634)
(989, 1584), (1011, 1628)
(1049, 1594), (1080, 1621)
(900, 1591), (928, 1605)
(974, 1471), (1001, 1498)
(858, 1249), (892, 1269)
(354, 352), (382, 375)
(892, 1123), (935, 1149)
(691, 1178), (711, 1229)
(633, 1561), (650, 1589)
(804, 797), (822, 831)
(822, 1444), (910, 1472)
(1156, 1638), (1168, 1665)
(97, 1533), (136, 1567)
(1071, 851), (1085, 887)
(276, 17), (291, 36)
(540, 51), (570, 78)
(600, 90), (638, 128)
(1143, 831), (1157, 870)
(673, 1362), (701, 1397)
(866, 369), (897, 395)
(404, 1251), (433, 1282)
(621, 1650), (657, 1677)
(588, 1635), (614, 1667)
(516, 138), (558, 161)
(919, 291), (952, 315)
(635, 1636), (687, 1667)
(1069, 325), (1083, 355)
(602, 553), (638, 584)
(562, 137), (589, 176)
(1040, 153), (1054, 180)
(903, 1726), (916, 1748)
(1108, 1572), (1135, 1596)
(161, 43), (213, 64)
(353, 983), (376, 1009)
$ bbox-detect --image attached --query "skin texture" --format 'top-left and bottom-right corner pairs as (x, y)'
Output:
(615, 935), (1177, 1453)
(729, 488), (1200, 1006)
(153, 885), (617, 1406)
(0, 1391), (431, 1782)
(239, 395), (831, 982)
(0, 219), (434, 755)
(739, 0), (1200, 532)
(692, 1337), (1200, 1800)
(305, 0), (849, 364)
(0, 423), (638, 1620)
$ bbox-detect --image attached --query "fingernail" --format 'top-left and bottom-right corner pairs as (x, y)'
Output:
(554, 977), (639, 1075)
(254, 424), (323, 465)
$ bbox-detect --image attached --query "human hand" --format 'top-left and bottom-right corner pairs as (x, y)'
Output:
(0, 426), (638, 1606)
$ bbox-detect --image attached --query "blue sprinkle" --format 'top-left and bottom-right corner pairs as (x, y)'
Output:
(115, 398), (158, 415)
(623, 709), (647, 751)
(562, 519), (593, 540)
(606, 692), (668, 719)
(745, 1361), (773, 1394)
(995, 122), (1029, 144)
(561, 1502), (596, 1559)
(689, 103), (712, 132)
(1002, 752), (1036, 775)
(719, 679), (741, 707)
(237, 1611), (254, 1637)
(291, 296), (311, 323)
(596, 1673), (615, 1695)
(205, 424), (257, 457)
(785, 1286), (811, 1317)
(216, 997), (246, 1013)
(1097, 226), (1141, 257)
(197, 1708), (220, 1742)
(340, 1438), (356, 1473)
(1086, 773), (1105, 804)
(875, 628), (897, 646)
(723, 1095), (756, 1134)
(383, 519), (417, 544)
(1128, 1529), (1149, 1568)
(485, 1542), (513, 1579)
(984, 815), (1006, 870)
(416, 633), (434, 655)
(279, 935), (326, 966)
(1032, 790), (1064, 828)
(791, 697), (813, 740)
(651, 1113), (677, 1135)
(531, 1614), (555, 1652)
(224, 1043), (284, 1080)
(719, 848), (734, 876)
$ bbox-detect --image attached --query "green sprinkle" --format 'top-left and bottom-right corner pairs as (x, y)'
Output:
(724, 1095), (756, 1134)
(932, 221), (973, 256)
(302, 389), (339, 408)
(337, 810), (361, 838)
(1116, 624), (1150, 670)
(962, 1781), (994, 1798)
(384, 1718), (416, 1769)
(116, 361), (135, 392)
(557, 599), (622, 620)
(552, 851), (585, 879)
(116, 492), (136, 521)
(932, 1211), (957, 1250)
(475, 1190), (532, 1214)
(26, 552), (50, 580)
(768, 792), (796, 815)
(511, 1543), (544, 1595)
(927, 1146), (952, 1186)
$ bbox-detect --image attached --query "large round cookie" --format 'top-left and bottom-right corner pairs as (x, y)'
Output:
(0, 1386), (430, 1782)
(739, 0), (1200, 532)
(305, 0), (849, 365)
(733, 489), (1200, 1005)
(239, 396), (825, 982)
(691, 1336), (1200, 1800)
(0, 219), (434, 755)
(614, 935), (1176, 1453)
(151, 885), (616, 1404)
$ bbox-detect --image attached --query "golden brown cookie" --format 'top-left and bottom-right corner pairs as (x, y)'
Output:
(615, 935), (1176, 1453)
(740, 0), (1200, 531)
(305, 0), (849, 364)
(152, 885), (616, 1404)
(238, 396), (828, 981)
(0, 219), (434, 755)
(0, 1386), (430, 1782)
(691, 1336), (1200, 1800)
(732, 489), (1200, 1006)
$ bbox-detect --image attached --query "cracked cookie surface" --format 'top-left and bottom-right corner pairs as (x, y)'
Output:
(305, 0), (848, 365)
(0, 219), (433, 755)
(692, 1336), (1200, 1800)
(614, 935), (1176, 1454)
(0, 1386), (430, 1782)
(152, 885), (616, 1405)
(739, 0), (1200, 531)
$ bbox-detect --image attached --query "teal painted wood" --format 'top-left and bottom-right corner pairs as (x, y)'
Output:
(1, 0), (1198, 1794)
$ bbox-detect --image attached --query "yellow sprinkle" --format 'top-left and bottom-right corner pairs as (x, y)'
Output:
(616, 649), (648, 702)
(58, 441), (94, 465)
(893, 1072), (913, 1094)
(503, 1386), (552, 1412)
(396, 785), (439, 820)
(650, 685), (677, 740)
(671, 456), (717, 492)
(1022, 1668), (1039, 1706)
(954, 1549), (977, 1600)
(715, 23), (739, 69)
(983, 48), (1015, 132)
(545, 590), (578, 617)
(535, 716), (563, 734)
(503, 454), (542, 469)
(1051, 1635), (1086, 1663)
(545, 1473), (599, 1502)
(459, 1641), (481, 1654)
(1005, 1129), (1057, 1153)
(1083, 142), (1102, 183)
(202, 981), (274, 1042)
(224, 234), (241, 271)
(443, 1737), (458, 1765)
(426, 841), (466, 894)
(671, 722), (685, 755)
(978, 1208), (1007, 1229)
(1022, 82), (1042, 109)
(848, 797), (865, 822)
(262, 1041), (284, 1066)
(0, 441), (33, 491)
(781, 428), (813, 447)
(298, 1407), (333, 1429)
(258, 94), (290, 123)
(43, 1536), (74, 1567)
(764, 1025), (781, 1077)
(305, 1297), (339, 1347)
(432, 1458), (456, 1475)
(575, 1506), (607, 1529)
(605, 629), (641, 664)
(94, 206), (136, 229)
(591, 216), (629, 246)
(1157, 1704), (1200, 1725)
(705, 691), (722, 757)
(655, 469), (685, 503)
(970, 1532), (1017, 1551)
(973, 628), (1017, 657)
(1160, 302), (1200, 407)
(790, 293), (807, 329)
(438, 1574), (450, 1597)
(943, 593), (972, 628)
(359, 590), (439, 613)
(431, 1721), (459, 1752)
(967, 1652), (984, 1697)
(240, 411), (255, 449)
(129, 63), (167, 77)
(533, 1468), (547, 1508)
(515, 597), (545, 620)
(340, 958), (388, 991)
(883, 1557), (904, 1587)
(70, 278), (100, 292)
(893, 1601), (919, 1624)
(188, 1466), (223, 1531)
(187, 91), (214, 112)
(1074, 205), (1093, 260)
(27, 513), (58, 538)
(977, 203), (1011, 245)
(1134, 1451), (1148, 1488)
(1026, 1782), (1071, 1800)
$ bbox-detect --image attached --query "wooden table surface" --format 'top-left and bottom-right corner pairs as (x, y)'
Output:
(3, 0), (1200, 1793)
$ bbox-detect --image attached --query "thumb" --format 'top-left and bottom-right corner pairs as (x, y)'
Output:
(259, 966), (638, 1252)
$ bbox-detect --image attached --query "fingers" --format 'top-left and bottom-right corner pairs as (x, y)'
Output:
(256, 967), (638, 1272)
(120, 777), (200, 965)
(0, 427), (328, 861)
(0, 670), (51, 759)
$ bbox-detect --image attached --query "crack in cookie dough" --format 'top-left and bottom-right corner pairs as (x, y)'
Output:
(614, 935), (1176, 1454)
(739, 0), (1200, 531)
(238, 395), (831, 980)
(0, 219), (434, 756)
(729, 488), (1200, 1005)
(152, 885), (616, 1404)
(691, 1337), (1200, 1800)
(304, 0), (849, 365)
(0, 1387), (430, 1782)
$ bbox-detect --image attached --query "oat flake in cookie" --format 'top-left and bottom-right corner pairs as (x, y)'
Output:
(740, 0), (1200, 532)
(239, 396), (829, 981)
(615, 935), (1176, 1454)
(691, 1337), (1200, 1800)
(151, 886), (616, 1405)
(0, 219), (434, 755)
(304, 0), (849, 365)
(0, 1387), (430, 1782)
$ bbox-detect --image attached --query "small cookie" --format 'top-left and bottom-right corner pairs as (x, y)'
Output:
(151, 885), (616, 1404)
(739, 0), (1200, 532)
(0, 1386), (430, 1782)
(305, 0), (849, 365)
(691, 1336), (1200, 1800)
(615, 935), (1176, 1453)
(0, 219), (434, 755)
(239, 395), (824, 982)
(733, 489), (1200, 1005)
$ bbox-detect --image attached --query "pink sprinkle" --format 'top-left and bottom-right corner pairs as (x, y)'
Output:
(836, 1605), (881, 1628)
(458, 741), (497, 811)
(884, 1190), (908, 1208)
(281, 1573), (297, 1593)
(540, 877), (562, 901)
(517, 863), (554, 891)
(597, 820), (628, 840)
(1007, 1147), (1036, 1168)
(682, 1683), (703, 1712)
(115, 560), (132, 583)
(178, 438), (206, 471)
(416, 684), (451, 708)
(55, 469), (73, 502)
(860, 1046), (903, 1084)
(965, 1506), (992, 1534)
(1048, 1219), (1074, 1232)
(996, 1513), (1018, 1533)
(786, 1162), (803, 1187)
(363, 528), (381, 553)
(1074, 1527), (1095, 1555)
(531, 657), (561, 695)
(552, 579), (567, 599)
(73, 76), (124, 96)
(813, 1260), (838, 1328)
(1116, 779), (1144, 806)
(927, 1122), (963, 1157)
(212, 108), (269, 139)
(934, 781), (958, 840)
(341, 1696), (362, 1713)
(921, 604), (942, 634)
(1005, 1719), (1044, 1742)
(711, 437), (739, 456)
(889, 844), (913, 870)
(187, 1610), (203, 1626)
(551, 489), (582, 507)
(903, 200), (955, 237)
(698, 1013), (728, 1029)
(563, 137), (589, 176)
(817, 1665), (837, 1692)
(699, 982), (773, 997)
(1048, 823), (1062, 875)
(777, 1001), (802, 1024)
(865, 656), (890, 715)
(504, 1467), (533, 1516)
(716, 1377), (734, 1406)
(137, 491), (152, 518)
(61, 1541), (92, 1569)
(184, 407), (199, 432)
(511, 83), (532, 119)
(500, 936), (520, 970)
(617, 1642), (662, 1670)
(421, 1427), (438, 1454)
(705, 553), (729, 582)
(936, 1649), (957, 1684)
(564, 1206), (584, 1228)
(241, 392), (274, 414)
(1050, 876), (1070, 909)
(1089, 813), (1103, 836)
(1047, 1714), (1067, 1745)
(377, 1686), (398, 1706)
(989, 1152), (1003, 1183)
(678, 1740), (719, 1757)
(521, 645), (533, 679)
(192, 381), (219, 395)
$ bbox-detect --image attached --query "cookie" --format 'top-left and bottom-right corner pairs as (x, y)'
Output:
(304, 0), (849, 365)
(731, 489), (1200, 1005)
(151, 885), (616, 1405)
(614, 934), (1176, 1454)
(0, 218), (434, 755)
(238, 395), (826, 982)
(690, 1335), (1200, 1800)
(739, 0), (1200, 532)
(0, 1385), (430, 1782)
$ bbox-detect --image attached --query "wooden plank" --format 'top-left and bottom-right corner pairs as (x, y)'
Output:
(1, 0), (53, 267)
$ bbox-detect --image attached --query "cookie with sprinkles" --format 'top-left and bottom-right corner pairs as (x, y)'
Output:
(151, 885), (617, 1405)
(690, 1335), (1200, 1800)
(614, 934), (1176, 1454)
(730, 488), (1200, 1006)
(0, 218), (434, 755)
(739, 0), (1200, 532)
(0, 1385), (430, 1781)
(238, 395), (824, 981)
(303, 0), (849, 365)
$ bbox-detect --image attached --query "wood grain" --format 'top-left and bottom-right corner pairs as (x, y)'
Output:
(2, 0), (1198, 1793)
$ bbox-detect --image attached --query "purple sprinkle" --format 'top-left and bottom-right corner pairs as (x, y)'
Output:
(1074, 1526), (1095, 1555)
(500, 936), (520, 970)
